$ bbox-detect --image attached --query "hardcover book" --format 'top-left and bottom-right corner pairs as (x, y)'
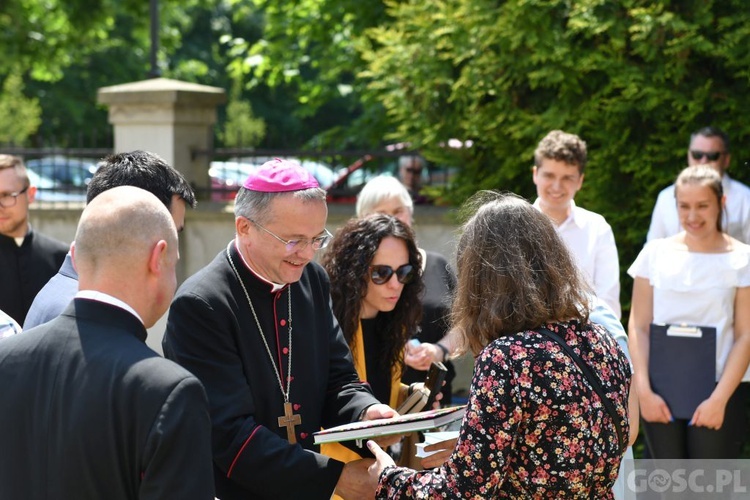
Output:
(314, 405), (466, 445)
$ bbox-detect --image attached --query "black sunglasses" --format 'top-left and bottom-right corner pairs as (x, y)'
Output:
(370, 264), (416, 285)
(690, 150), (723, 162)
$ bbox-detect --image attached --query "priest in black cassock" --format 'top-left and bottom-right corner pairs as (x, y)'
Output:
(0, 186), (214, 499)
(164, 159), (398, 500)
(0, 154), (68, 325)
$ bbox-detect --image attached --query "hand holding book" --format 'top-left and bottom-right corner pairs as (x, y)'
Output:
(314, 405), (466, 445)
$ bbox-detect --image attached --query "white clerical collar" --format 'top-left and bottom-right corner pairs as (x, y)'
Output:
(75, 290), (144, 325)
(13, 224), (31, 246)
(233, 239), (287, 292)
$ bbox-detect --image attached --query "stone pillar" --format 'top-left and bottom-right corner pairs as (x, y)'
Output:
(97, 78), (226, 354)
(97, 77), (226, 194)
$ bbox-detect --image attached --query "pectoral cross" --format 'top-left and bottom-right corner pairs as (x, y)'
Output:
(278, 401), (302, 444)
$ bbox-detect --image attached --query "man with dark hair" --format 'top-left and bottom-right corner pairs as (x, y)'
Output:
(164, 158), (397, 499)
(0, 154), (68, 325)
(0, 186), (214, 499)
(532, 130), (621, 317)
(647, 126), (750, 243)
(23, 150), (196, 329)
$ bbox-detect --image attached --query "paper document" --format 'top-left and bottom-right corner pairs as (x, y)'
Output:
(415, 431), (460, 458)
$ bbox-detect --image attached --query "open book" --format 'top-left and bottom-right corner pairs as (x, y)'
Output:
(314, 405), (466, 445)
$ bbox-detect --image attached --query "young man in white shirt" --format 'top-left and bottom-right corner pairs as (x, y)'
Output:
(647, 126), (750, 243)
(532, 130), (621, 317)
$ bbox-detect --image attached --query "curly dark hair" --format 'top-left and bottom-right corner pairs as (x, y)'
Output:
(322, 214), (424, 372)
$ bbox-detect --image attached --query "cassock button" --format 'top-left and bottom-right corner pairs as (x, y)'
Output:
(282, 347), (289, 355)
(294, 403), (301, 411)
(280, 319), (287, 326)
(300, 432), (308, 440)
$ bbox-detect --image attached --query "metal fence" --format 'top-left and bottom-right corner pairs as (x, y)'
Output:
(195, 147), (457, 204)
(1, 145), (456, 206)
(0, 147), (113, 205)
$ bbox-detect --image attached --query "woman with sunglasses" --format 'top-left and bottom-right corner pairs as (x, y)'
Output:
(320, 214), (424, 469)
(630, 165), (750, 459)
(365, 191), (634, 498)
(357, 176), (457, 405)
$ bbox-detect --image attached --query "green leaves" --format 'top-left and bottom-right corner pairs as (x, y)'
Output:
(0, 72), (41, 144)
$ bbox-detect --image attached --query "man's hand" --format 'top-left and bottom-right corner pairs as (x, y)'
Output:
(363, 403), (398, 421)
(365, 440), (397, 494)
(363, 404), (402, 447)
(334, 458), (376, 499)
(419, 437), (457, 469)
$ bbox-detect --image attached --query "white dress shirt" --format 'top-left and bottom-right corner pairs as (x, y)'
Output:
(74, 290), (144, 325)
(647, 174), (750, 244)
(534, 199), (621, 317)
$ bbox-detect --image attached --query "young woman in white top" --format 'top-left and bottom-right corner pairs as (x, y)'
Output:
(628, 165), (750, 458)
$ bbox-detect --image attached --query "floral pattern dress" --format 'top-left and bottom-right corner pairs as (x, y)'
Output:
(376, 320), (631, 499)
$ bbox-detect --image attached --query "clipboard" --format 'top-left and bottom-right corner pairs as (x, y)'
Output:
(649, 323), (716, 420)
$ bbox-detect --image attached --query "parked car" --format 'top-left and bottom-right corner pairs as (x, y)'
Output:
(326, 146), (462, 204)
(209, 161), (260, 202)
(208, 158), (336, 202)
(25, 156), (99, 189)
(27, 169), (87, 203)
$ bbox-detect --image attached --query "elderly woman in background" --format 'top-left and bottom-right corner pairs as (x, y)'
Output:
(629, 165), (750, 459)
(366, 191), (634, 498)
(357, 175), (457, 404)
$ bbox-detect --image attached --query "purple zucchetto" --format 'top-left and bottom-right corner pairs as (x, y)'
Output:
(242, 158), (319, 192)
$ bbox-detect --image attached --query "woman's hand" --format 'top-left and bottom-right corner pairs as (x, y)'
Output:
(419, 437), (457, 469)
(690, 396), (726, 430)
(404, 341), (436, 370)
(366, 440), (397, 491)
(639, 390), (672, 423)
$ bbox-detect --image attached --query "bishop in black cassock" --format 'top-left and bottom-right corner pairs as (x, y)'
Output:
(164, 242), (380, 499)
(163, 158), (385, 499)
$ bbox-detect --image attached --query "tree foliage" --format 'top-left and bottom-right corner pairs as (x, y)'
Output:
(219, 83), (266, 147)
(233, 0), (392, 147)
(0, 72), (41, 145)
(2, 0), (216, 145)
(5, 0), (750, 308)
(357, 0), (750, 308)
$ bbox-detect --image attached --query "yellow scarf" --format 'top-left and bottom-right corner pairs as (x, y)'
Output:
(320, 321), (404, 464)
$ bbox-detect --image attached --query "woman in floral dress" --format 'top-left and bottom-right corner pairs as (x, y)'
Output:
(366, 191), (634, 498)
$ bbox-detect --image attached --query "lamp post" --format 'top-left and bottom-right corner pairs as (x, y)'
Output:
(149, 0), (161, 78)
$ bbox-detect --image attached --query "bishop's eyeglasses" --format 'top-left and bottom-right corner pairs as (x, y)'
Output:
(250, 219), (332, 253)
(0, 186), (29, 208)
